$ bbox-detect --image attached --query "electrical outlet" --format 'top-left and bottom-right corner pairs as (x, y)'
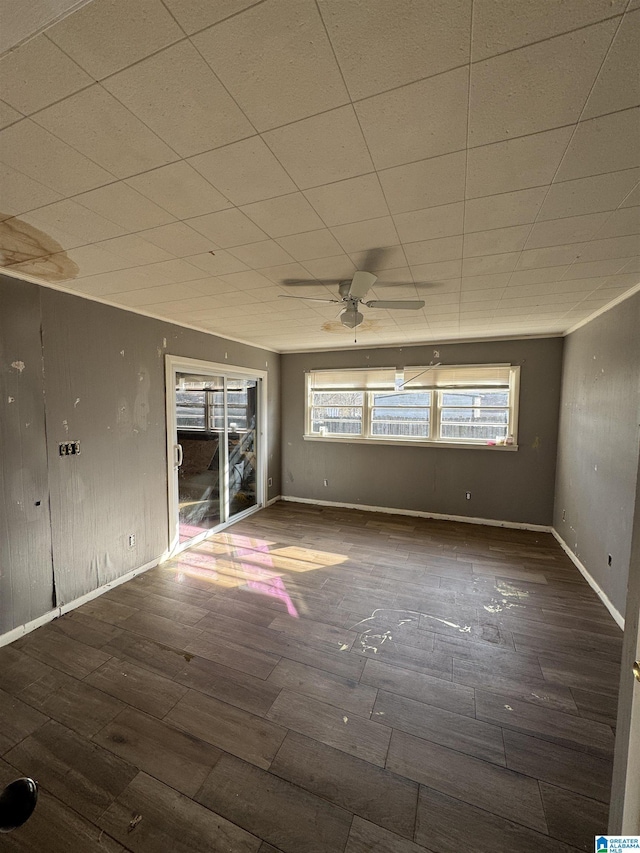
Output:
(465, 491), (471, 500)
(128, 534), (136, 549)
(59, 441), (80, 456)
(324, 479), (329, 487)
(268, 477), (273, 487)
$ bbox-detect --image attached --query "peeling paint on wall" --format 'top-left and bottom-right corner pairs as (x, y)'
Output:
(11, 360), (26, 373)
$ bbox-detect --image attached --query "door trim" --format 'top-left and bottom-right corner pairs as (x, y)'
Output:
(165, 355), (268, 555)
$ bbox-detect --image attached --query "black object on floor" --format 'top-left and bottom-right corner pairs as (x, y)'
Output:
(0, 779), (38, 832)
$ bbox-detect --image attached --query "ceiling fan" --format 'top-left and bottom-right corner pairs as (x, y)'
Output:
(278, 269), (425, 329)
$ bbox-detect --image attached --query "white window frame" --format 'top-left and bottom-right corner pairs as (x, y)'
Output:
(304, 364), (520, 450)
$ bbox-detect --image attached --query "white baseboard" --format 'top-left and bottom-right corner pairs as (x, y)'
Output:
(551, 528), (625, 630)
(281, 495), (552, 533)
(0, 558), (158, 648)
(266, 495), (281, 507)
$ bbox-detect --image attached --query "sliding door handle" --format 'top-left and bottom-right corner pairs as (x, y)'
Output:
(634, 660), (640, 683)
(175, 444), (183, 468)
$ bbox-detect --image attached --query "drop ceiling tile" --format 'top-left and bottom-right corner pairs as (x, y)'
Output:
(538, 169), (640, 221)
(461, 272), (512, 291)
(241, 193), (325, 238)
(562, 258), (631, 279)
(275, 229), (344, 262)
(217, 270), (273, 290)
(330, 217), (399, 255)
(583, 11), (640, 120)
(459, 287), (504, 303)
(302, 254), (357, 281)
(410, 259), (462, 281)
(75, 265), (168, 296)
(257, 262), (311, 284)
(0, 34), (92, 115)
(303, 174), (389, 226)
(601, 272), (640, 289)
(103, 41), (254, 157)
(0, 162), (63, 216)
(192, 0), (348, 130)
(188, 208), (268, 247)
(47, 0), (183, 79)
(186, 250), (249, 276)
(136, 258), (205, 285)
(96, 234), (174, 266)
(464, 225), (530, 257)
(466, 126), (573, 198)
(162, 0), (260, 34)
(517, 243), (584, 270)
(580, 234), (640, 262)
(596, 206), (640, 240)
(616, 257), (640, 273)
(509, 265), (570, 285)
(188, 136), (297, 207)
(348, 246), (408, 271)
(0, 100), (22, 129)
(378, 151), (467, 214)
(464, 187), (547, 234)
(229, 240), (294, 268)
(20, 199), (125, 249)
(394, 203), (464, 243)
(76, 182), (176, 232)
(462, 252), (518, 276)
(126, 161), (230, 220)
(404, 235), (462, 265)
(526, 212), (610, 250)
(317, 0), (472, 99)
(355, 66), (468, 169)
(471, 0), (626, 61)
(622, 185), (640, 208)
(140, 222), (216, 257)
(554, 108), (640, 182)
(0, 119), (114, 195)
(116, 281), (211, 307)
(469, 21), (617, 148)
(263, 106), (373, 189)
(34, 86), (177, 178)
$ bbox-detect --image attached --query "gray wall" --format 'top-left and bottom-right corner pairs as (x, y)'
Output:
(0, 274), (280, 636)
(554, 292), (640, 617)
(281, 337), (563, 526)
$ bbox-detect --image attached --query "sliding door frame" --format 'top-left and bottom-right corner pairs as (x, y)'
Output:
(165, 354), (268, 555)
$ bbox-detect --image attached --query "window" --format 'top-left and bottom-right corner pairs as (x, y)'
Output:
(305, 364), (520, 448)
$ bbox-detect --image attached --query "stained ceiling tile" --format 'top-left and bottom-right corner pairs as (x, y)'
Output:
(466, 126), (573, 199)
(526, 212), (611, 250)
(275, 229), (345, 263)
(554, 108), (640, 183)
(538, 170), (640, 221)
(76, 183), (176, 232)
(34, 86), (177, 178)
(162, 0), (260, 34)
(103, 41), (254, 157)
(317, 0), (472, 100)
(0, 34), (92, 115)
(189, 137), (297, 207)
(263, 106), (374, 189)
(241, 194), (325, 239)
(228, 240), (294, 268)
(188, 208), (268, 247)
(394, 203), (464, 243)
(404, 235), (463, 266)
(140, 222), (217, 257)
(464, 187), (547, 233)
(304, 174), (389, 227)
(192, 0), (348, 131)
(330, 217), (399, 254)
(469, 20), (617, 148)
(0, 162), (62, 216)
(355, 66), (468, 169)
(126, 162), (230, 220)
(46, 0), (183, 79)
(378, 151), (467, 215)
(463, 225), (530, 257)
(583, 11), (640, 120)
(471, 0), (626, 61)
(0, 119), (114, 195)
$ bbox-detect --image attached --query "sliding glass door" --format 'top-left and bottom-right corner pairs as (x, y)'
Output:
(166, 357), (266, 552)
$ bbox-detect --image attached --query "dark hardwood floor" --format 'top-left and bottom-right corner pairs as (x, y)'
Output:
(0, 502), (622, 852)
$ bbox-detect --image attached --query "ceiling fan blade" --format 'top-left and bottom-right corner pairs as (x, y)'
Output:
(349, 270), (378, 299)
(365, 300), (425, 310)
(281, 278), (339, 287)
(278, 295), (340, 303)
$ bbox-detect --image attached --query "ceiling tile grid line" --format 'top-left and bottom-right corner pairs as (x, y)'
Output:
(484, 9), (634, 324)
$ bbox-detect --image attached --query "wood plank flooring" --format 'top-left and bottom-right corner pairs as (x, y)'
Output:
(0, 502), (622, 852)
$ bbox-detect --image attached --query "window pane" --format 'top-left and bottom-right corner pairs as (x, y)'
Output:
(372, 408), (430, 437)
(312, 391), (364, 406)
(176, 390), (206, 429)
(441, 389), (509, 407)
(441, 407), (509, 440)
(372, 390), (431, 406)
(312, 406), (362, 435)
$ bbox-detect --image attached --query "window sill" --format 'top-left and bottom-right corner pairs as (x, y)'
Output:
(303, 435), (518, 451)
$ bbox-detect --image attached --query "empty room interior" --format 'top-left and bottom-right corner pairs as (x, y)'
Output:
(1, 1), (640, 851)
